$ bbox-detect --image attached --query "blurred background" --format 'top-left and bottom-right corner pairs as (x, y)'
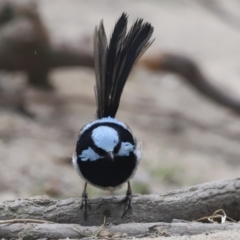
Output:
(1, 0), (240, 202)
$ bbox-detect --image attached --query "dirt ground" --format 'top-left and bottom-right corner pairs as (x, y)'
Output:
(1, 0), (240, 239)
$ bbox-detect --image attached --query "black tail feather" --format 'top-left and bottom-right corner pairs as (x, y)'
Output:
(94, 13), (154, 119)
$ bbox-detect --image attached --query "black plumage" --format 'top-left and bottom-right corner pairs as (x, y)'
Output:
(73, 13), (154, 220)
(94, 13), (154, 118)
(77, 122), (136, 188)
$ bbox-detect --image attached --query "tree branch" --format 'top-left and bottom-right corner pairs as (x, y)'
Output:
(1, 178), (240, 226)
(0, 220), (240, 239)
(140, 53), (240, 115)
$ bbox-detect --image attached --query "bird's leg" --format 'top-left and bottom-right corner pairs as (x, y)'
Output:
(79, 182), (90, 220)
(125, 181), (132, 210)
(121, 181), (132, 218)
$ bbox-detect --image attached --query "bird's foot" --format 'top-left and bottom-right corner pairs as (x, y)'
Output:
(79, 191), (90, 221)
(121, 188), (132, 218)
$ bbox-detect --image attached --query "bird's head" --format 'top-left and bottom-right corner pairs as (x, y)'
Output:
(77, 121), (135, 162)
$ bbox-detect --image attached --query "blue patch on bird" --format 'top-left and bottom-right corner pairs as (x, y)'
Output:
(91, 126), (119, 152)
(79, 147), (101, 161)
(117, 142), (134, 156)
(81, 117), (128, 134)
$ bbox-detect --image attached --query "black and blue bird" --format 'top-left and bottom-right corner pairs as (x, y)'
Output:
(72, 12), (154, 217)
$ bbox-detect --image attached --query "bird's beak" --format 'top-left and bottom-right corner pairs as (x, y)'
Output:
(106, 151), (114, 160)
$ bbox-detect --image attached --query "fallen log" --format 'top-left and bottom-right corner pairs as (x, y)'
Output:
(0, 178), (240, 226)
(0, 221), (240, 239)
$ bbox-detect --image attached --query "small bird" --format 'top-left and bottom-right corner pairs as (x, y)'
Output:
(72, 12), (154, 219)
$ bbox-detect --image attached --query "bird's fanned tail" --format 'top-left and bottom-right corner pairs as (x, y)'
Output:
(94, 13), (154, 119)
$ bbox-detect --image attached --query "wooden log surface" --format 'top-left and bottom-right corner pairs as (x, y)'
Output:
(1, 178), (240, 226)
(0, 221), (240, 239)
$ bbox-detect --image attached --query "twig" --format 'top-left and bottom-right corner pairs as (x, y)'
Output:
(0, 219), (55, 225)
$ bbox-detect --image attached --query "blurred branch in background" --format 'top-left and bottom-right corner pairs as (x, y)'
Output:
(140, 53), (240, 115)
(1, 1), (240, 121)
(195, 0), (240, 32)
(0, 1), (94, 117)
(0, 1), (93, 90)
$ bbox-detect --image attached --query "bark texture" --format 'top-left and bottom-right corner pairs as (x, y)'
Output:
(0, 221), (240, 239)
(1, 178), (240, 226)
